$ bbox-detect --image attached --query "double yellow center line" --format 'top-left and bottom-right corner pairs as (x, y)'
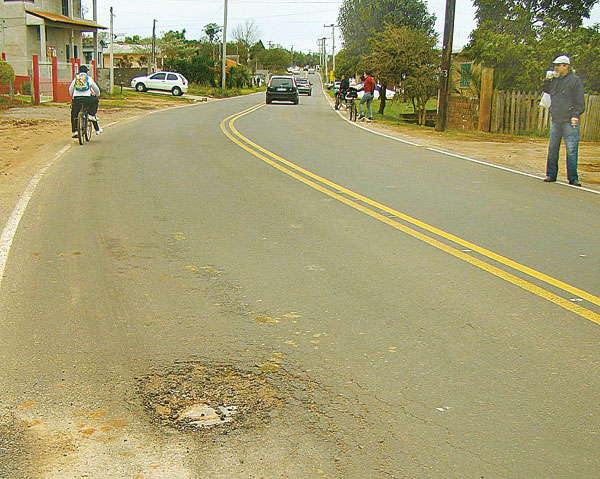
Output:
(221, 104), (600, 325)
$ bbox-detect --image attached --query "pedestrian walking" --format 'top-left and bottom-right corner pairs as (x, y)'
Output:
(542, 55), (586, 186)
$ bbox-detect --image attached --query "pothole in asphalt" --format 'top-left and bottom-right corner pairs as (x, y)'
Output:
(137, 362), (282, 432)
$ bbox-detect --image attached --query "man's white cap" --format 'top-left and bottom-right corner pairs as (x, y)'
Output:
(553, 55), (570, 64)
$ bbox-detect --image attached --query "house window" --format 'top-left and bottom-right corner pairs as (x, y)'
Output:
(62, 0), (69, 16)
(66, 44), (70, 61)
(460, 63), (471, 88)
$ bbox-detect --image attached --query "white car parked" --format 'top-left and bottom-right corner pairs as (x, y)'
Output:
(131, 71), (188, 96)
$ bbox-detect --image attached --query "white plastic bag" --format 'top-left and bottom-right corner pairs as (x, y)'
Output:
(540, 92), (551, 108)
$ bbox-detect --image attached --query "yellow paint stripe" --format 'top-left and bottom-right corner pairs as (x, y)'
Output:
(220, 108), (600, 325)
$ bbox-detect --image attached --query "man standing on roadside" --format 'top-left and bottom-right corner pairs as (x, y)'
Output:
(542, 55), (585, 187)
(359, 71), (376, 121)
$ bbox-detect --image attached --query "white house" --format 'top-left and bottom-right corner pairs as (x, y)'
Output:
(0, 0), (105, 75)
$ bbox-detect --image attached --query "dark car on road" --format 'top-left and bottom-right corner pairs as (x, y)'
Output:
(296, 78), (312, 96)
(266, 76), (299, 105)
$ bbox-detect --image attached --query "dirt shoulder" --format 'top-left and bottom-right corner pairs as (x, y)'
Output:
(1, 95), (599, 227)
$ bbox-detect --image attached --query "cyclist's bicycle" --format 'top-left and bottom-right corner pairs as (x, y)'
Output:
(334, 89), (343, 110)
(334, 87), (358, 121)
(75, 103), (93, 145)
(345, 87), (358, 122)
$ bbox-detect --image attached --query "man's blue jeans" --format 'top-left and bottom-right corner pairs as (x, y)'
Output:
(546, 120), (580, 181)
(360, 92), (374, 118)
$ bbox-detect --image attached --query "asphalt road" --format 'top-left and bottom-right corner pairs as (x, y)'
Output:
(1, 77), (599, 478)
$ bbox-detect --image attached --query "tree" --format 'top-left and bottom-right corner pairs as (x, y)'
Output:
(465, 0), (600, 91)
(164, 53), (217, 86)
(125, 35), (142, 44)
(473, 0), (598, 31)
(204, 23), (222, 44)
(366, 24), (439, 124)
(536, 23), (600, 93)
(334, 49), (355, 78)
(0, 61), (15, 100)
(226, 65), (251, 88)
(203, 23), (222, 61)
(338, 0), (436, 69)
(232, 19), (261, 64)
(158, 29), (188, 58)
(338, 0), (437, 114)
(259, 47), (290, 73)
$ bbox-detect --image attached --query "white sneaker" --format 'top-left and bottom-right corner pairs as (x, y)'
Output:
(95, 128), (103, 135)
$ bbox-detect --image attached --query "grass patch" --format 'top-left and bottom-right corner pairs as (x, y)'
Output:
(0, 95), (33, 108)
(186, 84), (265, 97)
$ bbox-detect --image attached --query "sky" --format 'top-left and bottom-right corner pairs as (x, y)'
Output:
(86, 0), (600, 55)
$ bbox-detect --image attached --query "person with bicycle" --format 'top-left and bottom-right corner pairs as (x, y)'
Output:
(334, 74), (350, 110)
(358, 71), (376, 121)
(69, 65), (102, 138)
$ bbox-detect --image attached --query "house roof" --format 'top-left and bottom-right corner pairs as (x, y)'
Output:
(26, 9), (107, 30)
(101, 44), (157, 55)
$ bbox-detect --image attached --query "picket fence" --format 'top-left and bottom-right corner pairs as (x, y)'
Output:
(491, 90), (600, 141)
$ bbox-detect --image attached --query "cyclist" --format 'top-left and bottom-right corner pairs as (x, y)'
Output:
(334, 74), (350, 109)
(69, 65), (102, 138)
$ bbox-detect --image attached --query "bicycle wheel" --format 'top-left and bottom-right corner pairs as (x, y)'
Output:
(334, 94), (340, 110)
(85, 115), (93, 142)
(350, 102), (357, 121)
(77, 111), (85, 145)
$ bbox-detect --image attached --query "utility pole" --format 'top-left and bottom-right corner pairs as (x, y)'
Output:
(109, 6), (114, 94)
(0, 20), (7, 59)
(93, 0), (98, 66)
(435, 0), (456, 132)
(319, 37), (327, 79)
(324, 24), (337, 75)
(290, 45), (294, 68)
(221, 0), (228, 89)
(151, 19), (157, 73)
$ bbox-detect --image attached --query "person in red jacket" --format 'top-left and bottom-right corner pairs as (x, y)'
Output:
(359, 71), (376, 121)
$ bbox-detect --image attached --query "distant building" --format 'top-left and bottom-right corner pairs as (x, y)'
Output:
(101, 43), (161, 70)
(0, 0), (105, 75)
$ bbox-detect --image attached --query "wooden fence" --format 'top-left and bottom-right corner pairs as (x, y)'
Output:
(491, 90), (600, 141)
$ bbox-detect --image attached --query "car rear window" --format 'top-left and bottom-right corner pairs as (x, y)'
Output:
(271, 78), (293, 87)
(167, 73), (177, 80)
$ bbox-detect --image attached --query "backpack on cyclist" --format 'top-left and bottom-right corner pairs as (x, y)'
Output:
(74, 72), (90, 92)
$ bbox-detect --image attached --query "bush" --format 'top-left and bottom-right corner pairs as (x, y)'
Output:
(164, 53), (217, 86)
(226, 65), (251, 89)
(21, 81), (31, 95)
(0, 61), (15, 86)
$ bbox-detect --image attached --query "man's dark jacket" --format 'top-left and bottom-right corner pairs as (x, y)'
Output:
(543, 71), (585, 123)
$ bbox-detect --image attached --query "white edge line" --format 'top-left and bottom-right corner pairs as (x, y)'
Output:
(426, 147), (600, 194)
(0, 144), (71, 289)
(320, 82), (599, 195)
(0, 93), (259, 290)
